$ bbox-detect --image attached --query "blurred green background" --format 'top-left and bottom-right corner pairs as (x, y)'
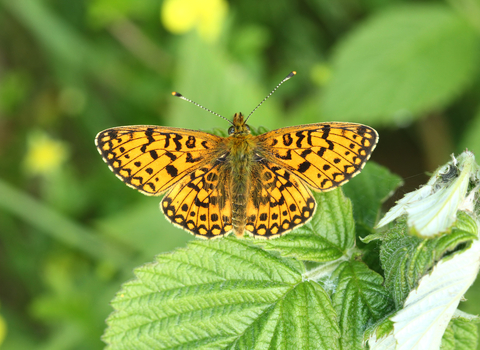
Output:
(1, 0), (480, 348)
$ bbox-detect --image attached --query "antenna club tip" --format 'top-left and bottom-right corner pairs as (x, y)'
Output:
(172, 91), (182, 97)
(285, 71), (296, 79)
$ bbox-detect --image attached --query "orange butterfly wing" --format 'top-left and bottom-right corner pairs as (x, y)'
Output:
(258, 122), (378, 191)
(95, 126), (222, 195)
(161, 164), (233, 238)
(245, 160), (316, 238)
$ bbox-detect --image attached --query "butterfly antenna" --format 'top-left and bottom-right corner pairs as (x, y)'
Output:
(245, 71), (296, 123)
(171, 92), (233, 125)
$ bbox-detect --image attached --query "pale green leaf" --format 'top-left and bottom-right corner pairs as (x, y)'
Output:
(392, 239), (480, 349)
(256, 189), (355, 262)
(377, 151), (480, 237)
(103, 238), (341, 349)
(321, 4), (479, 124)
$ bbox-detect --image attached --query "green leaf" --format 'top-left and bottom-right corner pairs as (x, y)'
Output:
(321, 4), (480, 124)
(454, 211), (478, 236)
(364, 317), (394, 345)
(441, 313), (479, 350)
(103, 238), (341, 349)
(255, 189), (355, 262)
(341, 162), (402, 273)
(235, 281), (340, 350)
(380, 219), (477, 308)
(343, 161), (403, 229)
(331, 260), (393, 349)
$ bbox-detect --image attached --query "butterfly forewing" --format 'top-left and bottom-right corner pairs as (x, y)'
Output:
(95, 126), (222, 195)
(258, 123), (378, 191)
(161, 164), (233, 238)
(245, 161), (316, 238)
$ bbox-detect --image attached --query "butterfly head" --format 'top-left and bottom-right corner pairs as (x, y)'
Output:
(228, 113), (251, 136)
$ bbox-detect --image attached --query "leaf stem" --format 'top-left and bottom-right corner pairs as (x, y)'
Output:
(303, 256), (349, 281)
(0, 178), (133, 267)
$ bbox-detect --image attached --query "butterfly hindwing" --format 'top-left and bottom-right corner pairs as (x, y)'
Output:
(95, 126), (222, 195)
(258, 122), (378, 191)
(161, 164), (233, 238)
(245, 161), (316, 238)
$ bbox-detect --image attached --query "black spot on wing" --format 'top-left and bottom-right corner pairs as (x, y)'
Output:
(145, 128), (155, 143)
(321, 125), (330, 139)
(194, 197), (209, 208)
(357, 126), (368, 136)
(150, 150), (159, 160)
(300, 149), (312, 158)
(163, 151), (176, 161)
(165, 164), (178, 177)
(173, 134), (183, 151)
(298, 161), (311, 173)
(277, 150), (292, 160)
(283, 133), (293, 146)
(186, 135), (196, 148)
(186, 153), (203, 163)
(295, 131), (305, 148)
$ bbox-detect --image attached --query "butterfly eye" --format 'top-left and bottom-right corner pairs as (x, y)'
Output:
(228, 126), (235, 135)
(245, 125), (251, 132)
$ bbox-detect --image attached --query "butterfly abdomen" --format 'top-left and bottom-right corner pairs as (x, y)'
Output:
(228, 135), (257, 237)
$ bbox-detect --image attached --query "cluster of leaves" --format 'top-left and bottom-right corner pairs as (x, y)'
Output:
(103, 161), (480, 349)
(2, 0), (480, 349)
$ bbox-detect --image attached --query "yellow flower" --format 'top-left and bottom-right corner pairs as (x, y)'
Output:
(24, 131), (69, 176)
(0, 303), (6, 346)
(161, 0), (228, 42)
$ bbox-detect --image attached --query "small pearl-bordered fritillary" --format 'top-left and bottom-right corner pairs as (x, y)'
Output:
(95, 72), (378, 239)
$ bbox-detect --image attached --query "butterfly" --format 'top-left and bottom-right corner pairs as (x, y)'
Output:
(95, 72), (378, 239)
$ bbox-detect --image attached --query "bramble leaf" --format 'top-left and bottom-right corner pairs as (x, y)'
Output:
(331, 260), (393, 349)
(103, 238), (341, 349)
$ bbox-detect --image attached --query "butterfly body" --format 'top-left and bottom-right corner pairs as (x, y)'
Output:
(96, 114), (378, 239)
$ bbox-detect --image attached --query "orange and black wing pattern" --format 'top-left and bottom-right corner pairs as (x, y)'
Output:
(244, 160), (316, 238)
(161, 163), (233, 238)
(95, 126), (222, 195)
(258, 122), (378, 191)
